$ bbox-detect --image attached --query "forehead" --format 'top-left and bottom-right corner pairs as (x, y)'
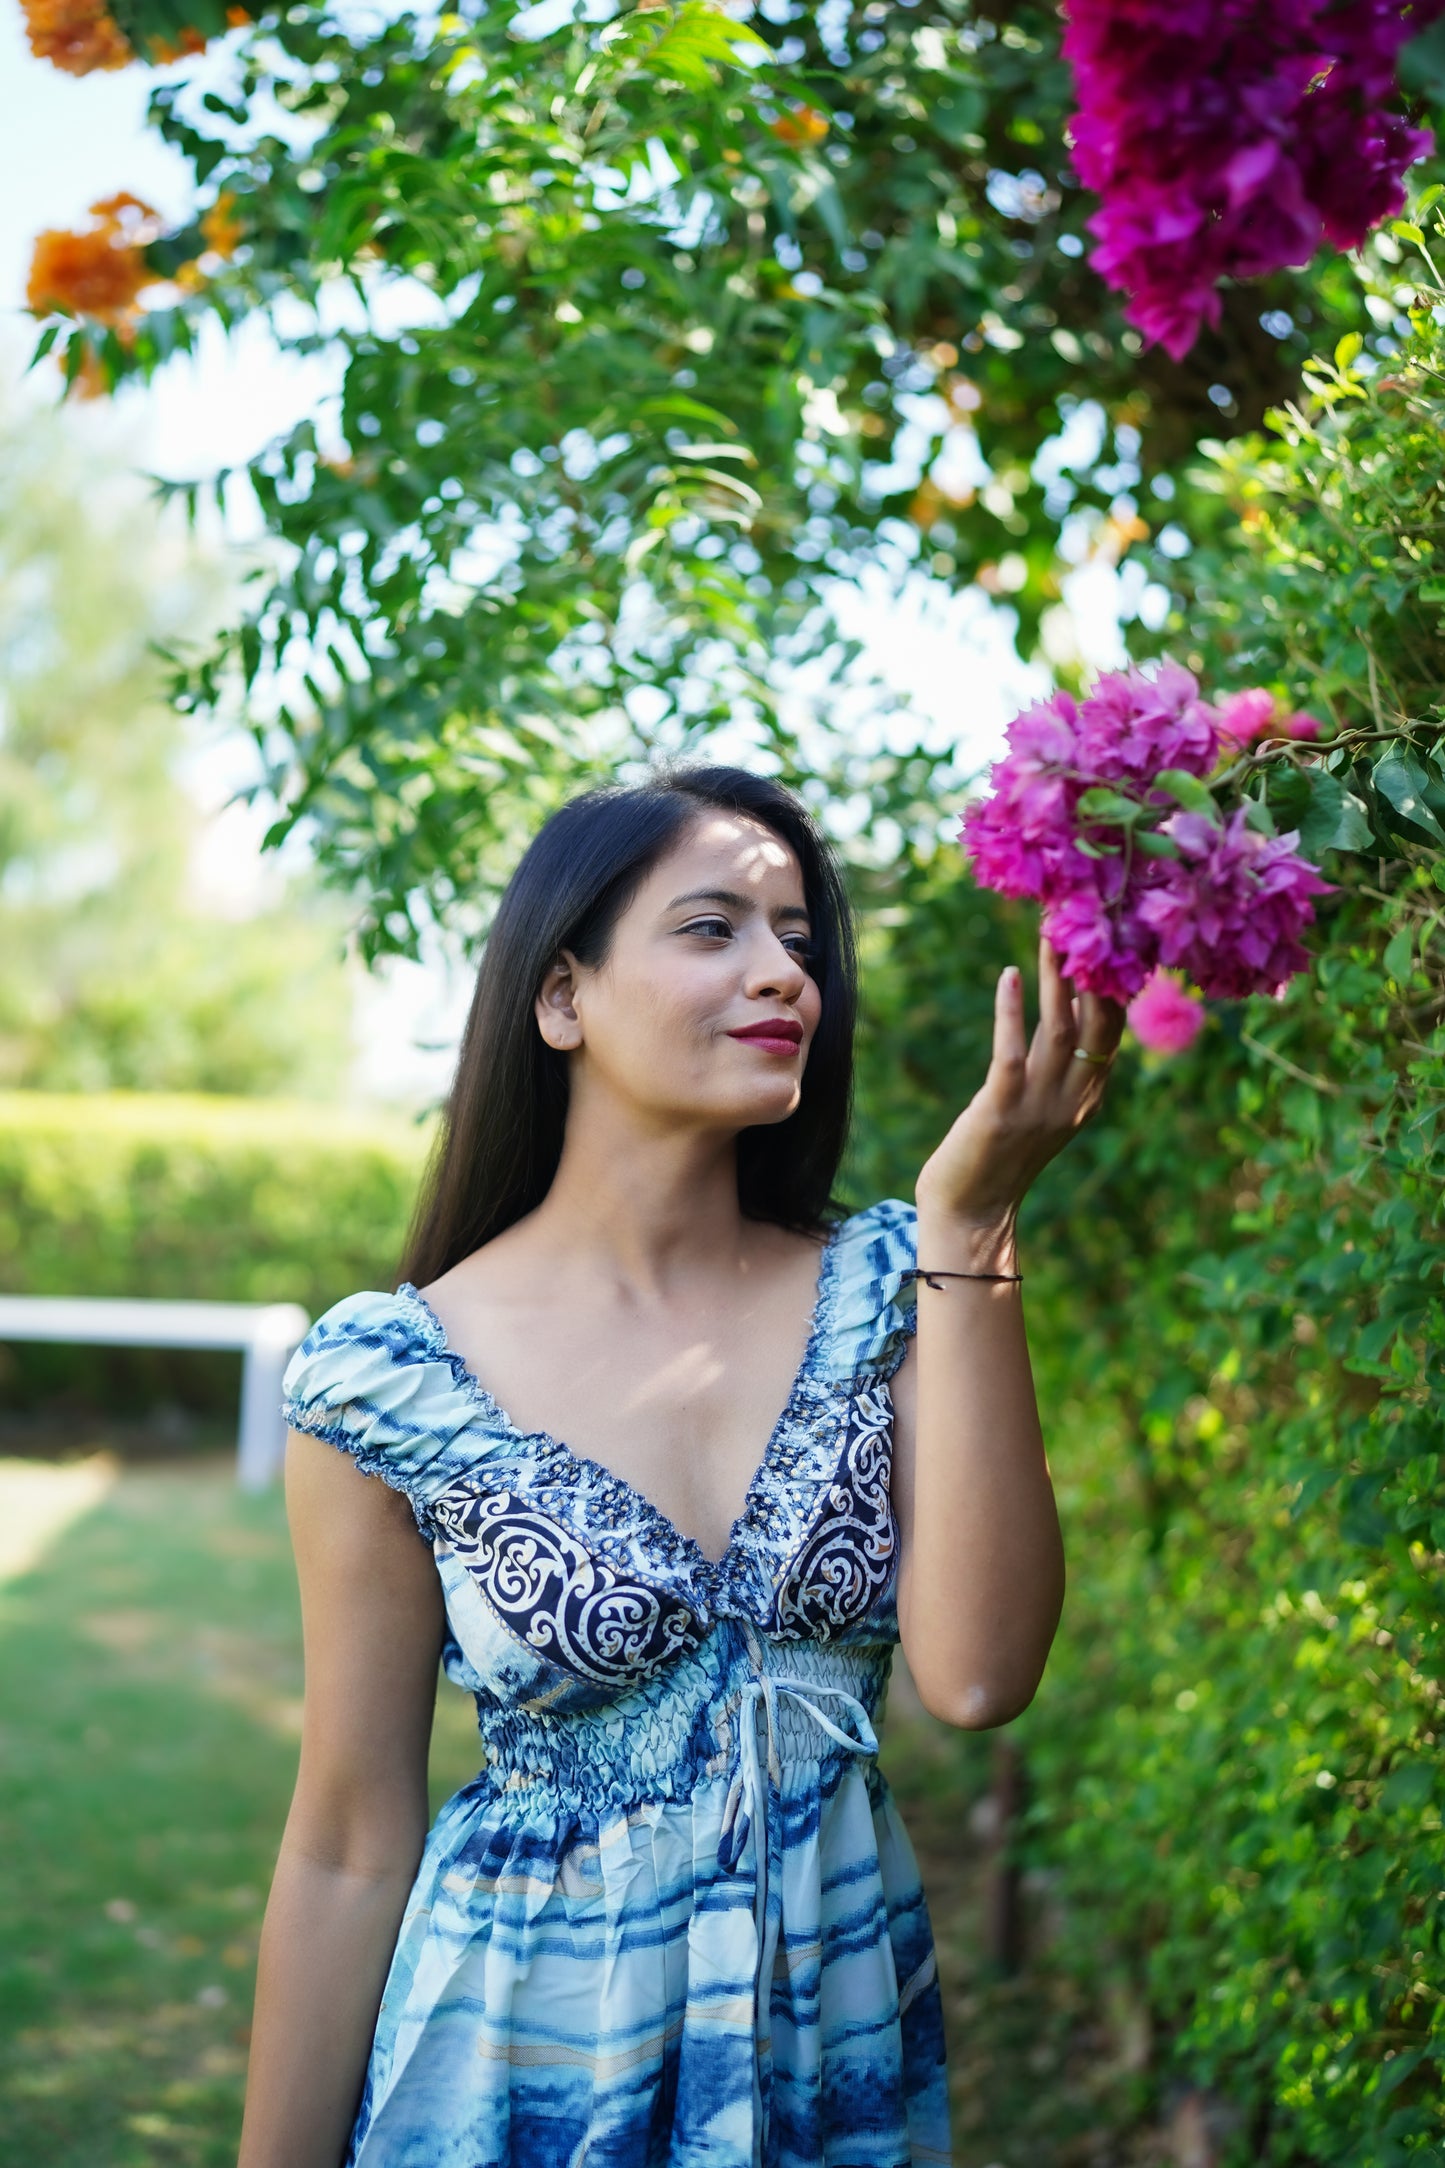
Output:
(647, 810), (806, 901)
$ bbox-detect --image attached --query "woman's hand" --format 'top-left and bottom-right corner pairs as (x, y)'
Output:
(915, 930), (1125, 1245)
(896, 929), (1122, 1725)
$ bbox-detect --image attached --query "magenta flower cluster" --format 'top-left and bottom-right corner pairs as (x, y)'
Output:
(1217, 688), (1323, 746)
(1125, 970), (1208, 1054)
(1063, 0), (1444, 358)
(959, 663), (1334, 1006)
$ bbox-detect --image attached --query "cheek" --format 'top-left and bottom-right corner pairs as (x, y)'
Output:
(595, 955), (721, 1064)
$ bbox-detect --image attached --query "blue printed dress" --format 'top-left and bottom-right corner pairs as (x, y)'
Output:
(280, 1198), (951, 2168)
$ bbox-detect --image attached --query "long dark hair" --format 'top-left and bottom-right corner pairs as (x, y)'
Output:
(400, 766), (857, 1284)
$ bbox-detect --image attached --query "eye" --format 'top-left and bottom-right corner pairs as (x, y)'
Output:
(781, 930), (814, 960)
(679, 915), (734, 941)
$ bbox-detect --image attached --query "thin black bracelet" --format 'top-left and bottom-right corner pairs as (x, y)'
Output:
(904, 1266), (1023, 1288)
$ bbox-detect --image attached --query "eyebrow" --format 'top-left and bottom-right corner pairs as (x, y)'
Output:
(665, 886), (810, 923)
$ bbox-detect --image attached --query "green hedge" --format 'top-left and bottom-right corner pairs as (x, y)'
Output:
(0, 1092), (430, 1415)
(846, 251), (1445, 2162)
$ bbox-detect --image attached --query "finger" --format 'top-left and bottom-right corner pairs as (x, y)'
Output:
(991, 962), (1028, 1098)
(1035, 930), (1080, 1082)
(1064, 992), (1125, 1115)
(1075, 984), (1126, 1062)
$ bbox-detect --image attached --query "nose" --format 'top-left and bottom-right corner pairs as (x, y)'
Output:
(742, 925), (808, 1003)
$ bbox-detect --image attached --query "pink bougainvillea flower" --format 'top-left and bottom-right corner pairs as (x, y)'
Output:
(958, 692), (1085, 899)
(1061, 0), (1445, 358)
(1126, 968), (1207, 1053)
(1216, 688), (1279, 747)
(961, 662), (1227, 1001)
(1217, 688), (1327, 748)
(959, 662), (1334, 1009)
(1076, 658), (1219, 782)
(1133, 806), (1335, 999)
(1042, 860), (1161, 1005)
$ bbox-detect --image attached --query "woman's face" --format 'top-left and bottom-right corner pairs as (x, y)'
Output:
(535, 811), (824, 1133)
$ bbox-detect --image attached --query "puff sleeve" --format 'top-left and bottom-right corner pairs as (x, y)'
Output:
(281, 1289), (486, 1541)
(811, 1198), (919, 1386)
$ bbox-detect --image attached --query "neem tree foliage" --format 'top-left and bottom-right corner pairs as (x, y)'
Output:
(23, 0), (1444, 948)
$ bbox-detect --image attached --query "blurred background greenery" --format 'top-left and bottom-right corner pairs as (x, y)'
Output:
(3, 4), (1444, 2165)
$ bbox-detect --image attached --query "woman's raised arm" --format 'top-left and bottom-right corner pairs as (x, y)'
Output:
(237, 1432), (445, 2168)
(890, 931), (1123, 1729)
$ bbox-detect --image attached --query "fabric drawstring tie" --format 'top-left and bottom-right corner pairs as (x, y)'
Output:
(718, 1674), (878, 1878)
(717, 1674), (879, 2163)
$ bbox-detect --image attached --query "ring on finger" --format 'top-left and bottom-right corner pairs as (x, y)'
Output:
(1071, 1046), (1113, 1066)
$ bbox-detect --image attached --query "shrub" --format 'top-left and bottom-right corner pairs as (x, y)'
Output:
(850, 216), (1445, 2164)
(0, 1091), (429, 1415)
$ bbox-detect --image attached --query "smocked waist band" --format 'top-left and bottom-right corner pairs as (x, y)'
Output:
(470, 1640), (891, 1816)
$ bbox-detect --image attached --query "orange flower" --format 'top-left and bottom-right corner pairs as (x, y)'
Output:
(27, 195), (159, 326)
(770, 104), (829, 149)
(200, 192), (244, 258)
(146, 25), (207, 59)
(90, 193), (163, 238)
(70, 340), (111, 400)
(908, 479), (945, 530)
(24, 0), (250, 71)
(21, 0), (131, 73)
(1102, 510), (1150, 560)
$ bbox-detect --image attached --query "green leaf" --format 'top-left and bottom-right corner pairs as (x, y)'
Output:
(1134, 830), (1182, 858)
(1381, 1763), (1436, 1811)
(1376, 2048), (1427, 2099)
(1273, 767), (1351, 858)
(1373, 750), (1445, 846)
(1242, 793), (1277, 836)
(1076, 786), (1142, 824)
(1265, 763), (1343, 854)
(1325, 790), (1374, 853)
(1333, 330), (1364, 369)
(1382, 925), (1413, 982)
(1154, 768), (1218, 817)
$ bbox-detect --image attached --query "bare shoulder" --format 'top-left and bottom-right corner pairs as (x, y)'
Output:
(418, 1216), (544, 1334)
(743, 1215), (830, 1282)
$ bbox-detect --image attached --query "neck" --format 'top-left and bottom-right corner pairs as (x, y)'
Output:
(528, 1097), (750, 1298)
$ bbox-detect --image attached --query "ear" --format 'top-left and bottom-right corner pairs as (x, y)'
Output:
(535, 950), (584, 1052)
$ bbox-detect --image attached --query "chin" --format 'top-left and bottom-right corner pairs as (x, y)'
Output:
(726, 1085), (803, 1129)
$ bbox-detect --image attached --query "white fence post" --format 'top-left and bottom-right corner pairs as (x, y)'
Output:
(237, 1304), (312, 1492)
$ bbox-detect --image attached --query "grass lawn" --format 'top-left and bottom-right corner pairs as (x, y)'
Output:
(0, 1452), (1160, 2167)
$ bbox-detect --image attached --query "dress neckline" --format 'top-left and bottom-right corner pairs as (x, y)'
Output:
(396, 1220), (844, 1576)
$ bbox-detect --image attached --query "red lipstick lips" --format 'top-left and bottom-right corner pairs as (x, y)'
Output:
(727, 1018), (804, 1055)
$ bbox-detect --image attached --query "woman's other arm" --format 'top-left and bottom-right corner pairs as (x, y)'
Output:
(890, 932), (1123, 1729)
(237, 1431), (445, 2168)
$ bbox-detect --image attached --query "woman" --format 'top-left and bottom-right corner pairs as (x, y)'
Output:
(239, 764), (1122, 2168)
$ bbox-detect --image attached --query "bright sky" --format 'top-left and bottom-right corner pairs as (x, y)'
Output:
(0, 7), (1129, 1102)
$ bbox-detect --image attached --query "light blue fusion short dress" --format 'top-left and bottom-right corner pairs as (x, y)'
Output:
(280, 1198), (951, 2168)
